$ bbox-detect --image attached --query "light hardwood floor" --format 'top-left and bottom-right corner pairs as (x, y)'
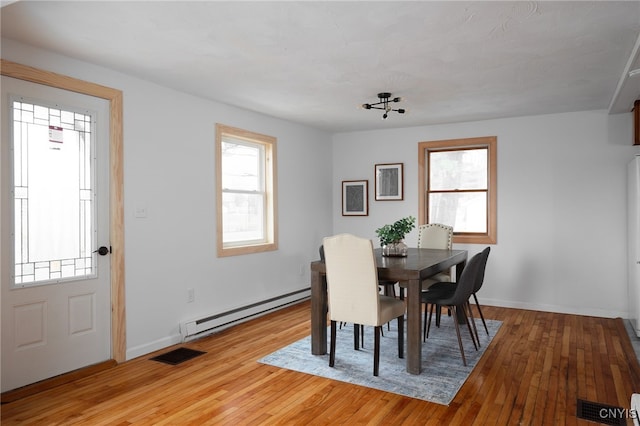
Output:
(2, 301), (640, 425)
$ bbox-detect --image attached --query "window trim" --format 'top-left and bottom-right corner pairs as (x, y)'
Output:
(216, 124), (278, 257)
(418, 136), (497, 244)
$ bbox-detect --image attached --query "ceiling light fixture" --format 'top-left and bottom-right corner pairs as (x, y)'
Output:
(362, 92), (406, 119)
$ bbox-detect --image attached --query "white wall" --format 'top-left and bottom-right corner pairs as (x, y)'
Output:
(1, 39), (333, 359)
(332, 111), (639, 318)
(3, 37), (638, 363)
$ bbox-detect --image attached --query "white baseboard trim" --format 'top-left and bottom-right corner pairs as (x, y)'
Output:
(126, 295), (625, 361)
(125, 289), (310, 361)
(126, 335), (183, 361)
(480, 297), (627, 319)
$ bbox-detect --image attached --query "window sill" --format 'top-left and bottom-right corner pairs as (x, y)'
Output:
(453, 234), (496, 245)
(217, 242), (278, 257)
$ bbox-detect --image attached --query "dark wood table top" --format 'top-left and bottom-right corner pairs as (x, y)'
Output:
(311, 247), (467, 283)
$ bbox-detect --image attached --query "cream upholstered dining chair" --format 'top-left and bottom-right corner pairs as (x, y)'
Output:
(398, 223), (454, 298)
(322, 233), (406, 376)
(417, 223), (454, 287)
(412, 223), (454, 332)
(319, 244), (364, 348)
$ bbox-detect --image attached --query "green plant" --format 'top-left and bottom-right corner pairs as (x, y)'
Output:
(375, 216), (416, 246)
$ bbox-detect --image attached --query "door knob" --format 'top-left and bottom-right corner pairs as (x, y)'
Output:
(94, 246), (110, 256)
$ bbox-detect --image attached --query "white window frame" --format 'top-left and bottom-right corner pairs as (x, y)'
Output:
(216, 124), (278, 257)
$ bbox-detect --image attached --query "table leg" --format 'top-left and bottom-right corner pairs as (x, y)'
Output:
(311, 269), (327, 355)
(455, 259), (466, 281)
(406, 278), (422, 375)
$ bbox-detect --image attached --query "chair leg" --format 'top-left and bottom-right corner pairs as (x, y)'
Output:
(353, 324), (365, 349)
(374, 326), (381, 376)
(451, 306), (467, 366)
(473, 293), (489, 335)
(426, 303), (435, 339)
(397, 314), (404, 359)
(470, 302), (480, 349)
(383, 284), (395, 331)
(329, 320), (337, 367)
(423, 303), (428, 342)
(464, 302), (479, 350)
(382, 283), (396, 298)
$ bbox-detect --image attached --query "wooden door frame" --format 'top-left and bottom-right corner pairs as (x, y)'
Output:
(0, 59), (126, 363)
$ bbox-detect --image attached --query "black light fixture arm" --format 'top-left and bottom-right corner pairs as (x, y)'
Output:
(362, 92), (406, 119)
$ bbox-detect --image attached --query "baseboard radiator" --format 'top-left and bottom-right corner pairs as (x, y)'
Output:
(179, 288), (310, 341)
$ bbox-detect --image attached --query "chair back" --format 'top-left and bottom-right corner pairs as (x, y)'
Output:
(323, 234), (380, 326)
(444, 251), (484, 306)
(474, 247), (491, 293)
(417, 223), (453, 250)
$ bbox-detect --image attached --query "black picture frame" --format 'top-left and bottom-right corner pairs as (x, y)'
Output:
(342, 180), (368, 216)
(375, 163), (404, 201)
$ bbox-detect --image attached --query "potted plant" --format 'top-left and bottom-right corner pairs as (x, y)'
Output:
(375, 216), (416, 257)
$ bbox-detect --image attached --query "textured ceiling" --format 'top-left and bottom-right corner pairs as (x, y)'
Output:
(2, 1), (640, 133)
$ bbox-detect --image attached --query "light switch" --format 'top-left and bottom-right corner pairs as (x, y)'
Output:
(134, 206), (147, 218)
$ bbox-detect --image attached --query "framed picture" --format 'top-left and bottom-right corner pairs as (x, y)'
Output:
(375, 163), (404, 201)
(342, 180), (368, 216)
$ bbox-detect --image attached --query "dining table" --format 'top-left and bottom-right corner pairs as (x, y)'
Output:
(310, 247), (468, 375)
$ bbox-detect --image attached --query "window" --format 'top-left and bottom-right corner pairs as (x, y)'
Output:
(216, 124), (277, 256)
(418, 136), (497, 244)
(11, 99), (97, 286)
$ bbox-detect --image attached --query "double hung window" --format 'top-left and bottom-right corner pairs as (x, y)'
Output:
(419, 136), (497, 244)
(216, 124), (277, 256)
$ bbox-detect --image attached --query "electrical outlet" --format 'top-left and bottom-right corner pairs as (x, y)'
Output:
(187, 288), (195, 303)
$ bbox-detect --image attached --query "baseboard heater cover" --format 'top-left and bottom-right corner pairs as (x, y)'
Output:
(179, 288), (309, 341)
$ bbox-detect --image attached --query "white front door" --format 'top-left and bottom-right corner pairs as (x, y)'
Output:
(1, 76), (111, 392)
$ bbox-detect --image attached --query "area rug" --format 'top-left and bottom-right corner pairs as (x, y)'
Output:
(258, 317), (501, 405)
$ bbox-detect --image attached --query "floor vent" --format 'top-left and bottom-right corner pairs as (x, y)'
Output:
(576, 399), (627, 425)
(150, 347), (206, 365)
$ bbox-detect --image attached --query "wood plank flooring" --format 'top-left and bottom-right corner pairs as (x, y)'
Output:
(2, 301), (640, 425)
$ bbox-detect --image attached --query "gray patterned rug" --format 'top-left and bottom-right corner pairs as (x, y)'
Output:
(259, 317), (501, 405)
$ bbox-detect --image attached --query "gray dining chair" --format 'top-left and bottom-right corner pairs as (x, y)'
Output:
(421, 250), (485, 366)
(427, 247), (491, 338)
